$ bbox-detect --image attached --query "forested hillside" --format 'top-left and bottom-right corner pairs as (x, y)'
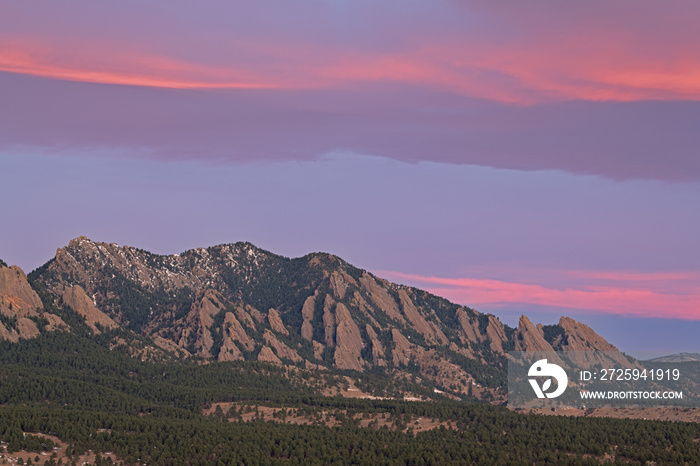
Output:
(1, 332), (700, 464)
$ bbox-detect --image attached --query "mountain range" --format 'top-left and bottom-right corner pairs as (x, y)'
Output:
(1, 236), (625, 400)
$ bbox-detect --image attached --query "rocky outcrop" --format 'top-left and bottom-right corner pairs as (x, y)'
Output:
(263, 330), (302, 363)
(456, 308), (481, 344)
(300, 294), (316, 341)
(267, 308), (289, 335)
(223, 312), (255, 352)
(258, 346), (282, 365)
(218, 334), (244, 362)
(558, 317), (617, 352)
(333, 303), (365, 371)
(62, 285), (118, 334)
(330, 270), (356, 300)
(365, 324), (386, 365)
(359, 273), (406, 325)
(557, 316), (633, 368)
(454, 309), (506, 353)
(234, 305), (257, 329)
(0, 265), (43, 318)
(484, 315), (508, 353)
(15, 317), (40, 339)
(398, 289), (448, 346)
(0, 263), (70, 340)
(257, 346), (282, 364)
(351, 291), (382, 328)
(50, 236), (201, 297)
(322, 295), (336, 346)
(514, 315), (555, 353)
(177, 290), (223, 358)
(391, 329), (415, 366)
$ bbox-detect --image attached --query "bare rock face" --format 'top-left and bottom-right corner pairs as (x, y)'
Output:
(257, 346), (282, 364)
(456, 308), (481, 344)
(485, 315), (508, 353)
(62, 285), (119, 334)
(454, 308), (507, 353)
(218, 326), (244, 362)
(557, 316), (634, 368)
(263, 330), (303, 363)
(514, 315), (555, 352)
(0, 263), (57, 341)
(322, 294), (336, 346)
(234, 305), (256, 329)
(558, 317), (617, 351)
(365, 324), (387, 365)
(0, 265), (43, 318)
(16, 317), (40, 339)
(177, 289), (224, 358)
(223, 312), (255, 352)
(351, 291), (382, 328)
(333, 303), (365, 371)
(359, 273), (406, 325)
(300, 294), (316, 341)
(398, 289), (448, 346)
(267, 308), (289, 335)
(330, 269), (359, 301)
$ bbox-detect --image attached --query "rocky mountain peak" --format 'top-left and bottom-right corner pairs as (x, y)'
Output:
(515, 315), (554, 352)
(5, 237), (631, 401)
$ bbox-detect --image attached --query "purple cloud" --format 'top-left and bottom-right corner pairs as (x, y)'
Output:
(2, 73), (699, 181)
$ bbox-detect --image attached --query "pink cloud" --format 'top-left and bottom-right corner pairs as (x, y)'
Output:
(0, 39), (280, 90)
(2, 0), (700, 104)
(378, 270), (700, 320)
(3, 41), (697, 104)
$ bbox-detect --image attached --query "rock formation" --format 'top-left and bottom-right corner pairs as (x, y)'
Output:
(62, 285), (119, 334)
(15, 236), (629, 399)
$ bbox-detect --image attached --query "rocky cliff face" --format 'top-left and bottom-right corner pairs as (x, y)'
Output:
(0, 262), (68, 341)
(0, 265), (43, 318)
(13, 237), (626, 398)
(62, 285), (118, 334)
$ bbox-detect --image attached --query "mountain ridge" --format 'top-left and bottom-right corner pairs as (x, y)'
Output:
(2, 236), (625, 401)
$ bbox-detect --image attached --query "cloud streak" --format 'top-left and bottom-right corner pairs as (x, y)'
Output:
(3, 72), (700, 181)
(2, 1), (700, 104)
(379, 270), (700, 321)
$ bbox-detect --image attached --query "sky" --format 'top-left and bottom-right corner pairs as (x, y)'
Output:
(1, 1), (698, 357)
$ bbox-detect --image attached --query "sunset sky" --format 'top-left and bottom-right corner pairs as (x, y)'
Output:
(1, 1), (698, 356)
